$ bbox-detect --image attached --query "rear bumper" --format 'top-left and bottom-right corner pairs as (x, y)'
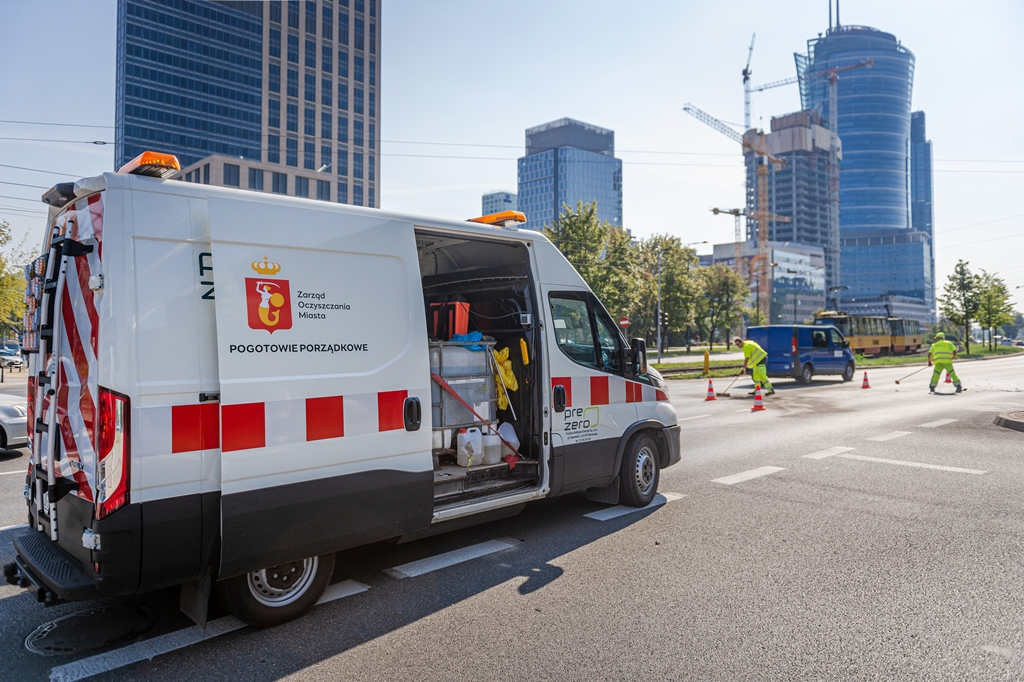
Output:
(4, 529), (98, 604)
(661, 425), (681, 468)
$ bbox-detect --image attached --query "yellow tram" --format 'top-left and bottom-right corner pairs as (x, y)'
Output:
(814, 312), (923, 355)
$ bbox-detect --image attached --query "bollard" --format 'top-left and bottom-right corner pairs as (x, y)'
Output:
(703, 351), (710, 376)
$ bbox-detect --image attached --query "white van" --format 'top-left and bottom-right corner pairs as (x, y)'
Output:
(4, 153), (680, 627)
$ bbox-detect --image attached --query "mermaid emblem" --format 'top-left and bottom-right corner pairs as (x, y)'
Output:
(245, 257), (292, 333)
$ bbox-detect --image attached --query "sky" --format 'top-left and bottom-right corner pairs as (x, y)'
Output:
(2, 0), (1023, 309)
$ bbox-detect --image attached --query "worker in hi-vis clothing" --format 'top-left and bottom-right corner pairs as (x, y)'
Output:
(734, 337), (774, 396)
(928, 331), (962, 393)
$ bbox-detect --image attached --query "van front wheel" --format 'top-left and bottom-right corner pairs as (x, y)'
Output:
(619, 433), (660, 507)
(842, 362), (855, 382)
(219, 552), (335, 627)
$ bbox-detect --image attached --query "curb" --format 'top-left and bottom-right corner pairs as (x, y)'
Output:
(994, 412), (1024, 433)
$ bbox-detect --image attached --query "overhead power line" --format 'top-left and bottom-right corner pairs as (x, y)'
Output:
(0, 137), (110, 145)
(0, 119), (113, 129)
(937, 213), (1024, 234)
(0, 180), (48, 190)
(0, 162), (91, 177)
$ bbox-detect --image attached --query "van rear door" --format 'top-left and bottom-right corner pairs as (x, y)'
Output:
(207, 197), (432, 578)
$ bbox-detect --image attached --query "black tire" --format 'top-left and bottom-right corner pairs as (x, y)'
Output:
(842, 362), (855, 382)
(798, 363), (813, 385)
(619, 432), (660, 507)
(218, 552), (335, 628)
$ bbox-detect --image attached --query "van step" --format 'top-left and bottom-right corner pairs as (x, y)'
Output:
(11, 530), (97, 602)
(433, 461), (539, 503)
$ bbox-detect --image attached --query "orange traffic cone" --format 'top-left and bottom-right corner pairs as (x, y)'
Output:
(705, 379), (717, 401)
(861, 371), (871, 389)
(945, 371), (952, 384)
(751, 385), (765, 411)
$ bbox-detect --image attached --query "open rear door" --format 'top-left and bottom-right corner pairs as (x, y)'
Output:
(208, 197), (432, 578)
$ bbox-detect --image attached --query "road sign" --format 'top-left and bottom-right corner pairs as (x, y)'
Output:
(619, 316), (629, 329)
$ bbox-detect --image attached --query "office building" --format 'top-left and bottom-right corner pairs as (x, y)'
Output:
(911, 111), (935, 316)
(116, 0), (380, 207)
(711, 241), (826, 325)
(795, 25), (933, 323)
(744, 109), (836, 285)
(517, 118), (622, 232)
(481, 190), (517, 217)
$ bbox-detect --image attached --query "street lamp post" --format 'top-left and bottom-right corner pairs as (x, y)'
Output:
(828, 285), (849, 313)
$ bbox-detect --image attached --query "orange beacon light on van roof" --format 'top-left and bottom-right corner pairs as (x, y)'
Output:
(468, 210), (527, 226)
(116, 151), (181, 178)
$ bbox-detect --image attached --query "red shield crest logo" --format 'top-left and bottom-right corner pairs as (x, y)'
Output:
(245, 277), (293, 333)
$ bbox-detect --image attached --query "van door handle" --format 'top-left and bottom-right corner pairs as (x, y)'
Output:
(404, 397), (422, 431)
(552, 385), (566, 413)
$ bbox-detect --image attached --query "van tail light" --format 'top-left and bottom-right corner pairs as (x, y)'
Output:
(792, 337), (798, 356)
(96, 388), (130, 520)
(27, 377), (36, 451)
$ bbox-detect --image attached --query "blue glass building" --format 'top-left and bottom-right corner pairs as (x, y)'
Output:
(795, 25), (934, 323)
(116, 0), (265, 168)
(117, 0), (381, 207)
(481, 190), (517, 217)
(911, 111), (935, 315)
(517, 118), (622, 232)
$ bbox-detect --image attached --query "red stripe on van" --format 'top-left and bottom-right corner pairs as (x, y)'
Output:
(222, 403), (266, 452)
(171, 403), (220, 453)
(590, 376), (609, 405)
(306, 396), (345, 441)
(551, 377), (572, 408)
(377, 390), (407, 432)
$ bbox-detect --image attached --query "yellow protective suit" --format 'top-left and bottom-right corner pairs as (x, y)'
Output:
(493, 347), (519, 410)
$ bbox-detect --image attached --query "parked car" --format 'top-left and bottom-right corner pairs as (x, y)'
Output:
(0, 349), (23, 369)
(0, 393), (28, 450)
(1016, 340), (1024, 347)
(747, 324), (856, 384)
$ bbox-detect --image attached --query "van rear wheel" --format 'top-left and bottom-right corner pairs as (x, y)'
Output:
(619, 433), (660, 507)
(219, 552), (335, 628)
(799, 364), (813, 385)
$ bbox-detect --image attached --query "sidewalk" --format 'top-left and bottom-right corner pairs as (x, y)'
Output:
(0, 369), (28, 397)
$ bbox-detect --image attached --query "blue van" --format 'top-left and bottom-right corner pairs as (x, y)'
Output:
(747, 325), (856, 384)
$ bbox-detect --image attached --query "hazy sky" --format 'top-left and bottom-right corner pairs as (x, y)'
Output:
(2, 1), (1023, 308)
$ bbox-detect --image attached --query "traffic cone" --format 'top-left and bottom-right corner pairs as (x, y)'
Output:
(945, 371), (952, 384)
(705, 379), (717, 401)
(861, 371), (871, 389)
(751, 385), (765, 411)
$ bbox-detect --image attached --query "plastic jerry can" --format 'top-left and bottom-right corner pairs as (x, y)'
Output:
(482, 433), (501, 465)
(457, 427), (482, 467)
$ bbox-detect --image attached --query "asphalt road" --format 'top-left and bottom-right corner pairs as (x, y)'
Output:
(2, 356), (1023, 680)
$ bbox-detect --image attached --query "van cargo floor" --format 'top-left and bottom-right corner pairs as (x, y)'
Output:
(433, 461), (539, 503)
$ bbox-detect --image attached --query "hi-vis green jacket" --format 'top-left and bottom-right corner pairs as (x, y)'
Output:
(929, 339), (957, 362)
(743, 339), (768, 366)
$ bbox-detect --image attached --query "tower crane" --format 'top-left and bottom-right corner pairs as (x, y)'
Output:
(742, 33), (756, 130)
(683, 103), (790, 323)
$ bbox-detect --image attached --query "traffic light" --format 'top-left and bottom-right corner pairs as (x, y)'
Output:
(661, 311), (669, 328)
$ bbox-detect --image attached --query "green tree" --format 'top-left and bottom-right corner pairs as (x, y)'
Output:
(0, 221), (28, 342)
(926, 319), (962, 345)
(696, 264), (749, 350)
(977, 271), (1014, 350)
(939, 260), (982, 354)
(632, 236), (702, 352)
(1001, 311), (1024, 341)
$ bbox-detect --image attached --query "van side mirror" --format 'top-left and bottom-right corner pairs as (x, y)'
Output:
(631, 338), (647, 375)
(552, 385), (566, 413)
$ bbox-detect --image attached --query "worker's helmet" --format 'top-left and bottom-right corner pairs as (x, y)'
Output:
(934, 332), (945, 340)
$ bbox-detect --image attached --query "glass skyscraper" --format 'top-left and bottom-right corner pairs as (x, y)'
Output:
(795, 25), (933, 323)
(481, 190), (517, 217)
(517, 118), (623, 232)
(116, 0), (380, 207)
(911, 111), (935, 315)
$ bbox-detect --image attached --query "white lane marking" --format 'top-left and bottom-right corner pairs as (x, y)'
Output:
(919, 418), (958, 428)
(712, 466), (786, 485)
(316, 579), (369, 604)
(0, 470), (26, 476)
(0, 523), (27, 532)
(385, 539), (516, 579)
(49, 578), (370, 681)
(866, 431), (913, 442)
(803, 446), (854, 460)
(49, 616), (247, 682)
(583, 492), (685, 521)
(678, 414), (710, 422)
(836, 454), (986, 475)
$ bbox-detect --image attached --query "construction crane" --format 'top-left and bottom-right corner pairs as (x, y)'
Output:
(684, 103), (790, 323)
(711, 207), (746, 280)
(751, 75), (800, 95)
(742, 33), (756, 130)
(817, 58), (873, 295)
